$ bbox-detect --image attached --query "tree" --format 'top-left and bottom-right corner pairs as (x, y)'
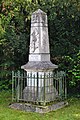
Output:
(0, 0), (80, 91)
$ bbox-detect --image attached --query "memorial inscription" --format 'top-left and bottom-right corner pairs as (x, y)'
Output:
(30, 28), (39, 53)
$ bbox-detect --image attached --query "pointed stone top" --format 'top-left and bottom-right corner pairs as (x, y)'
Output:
(21, 9), (58, 71)
(32, 9), (46, 15)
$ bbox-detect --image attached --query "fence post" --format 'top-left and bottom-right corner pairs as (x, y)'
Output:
(65, 72), (67, 99)
(12, 71), (14, 102)
(43, 72), (46, 105)
(36, 72), (39, 104)
(17, 70), (20, 102)
(30, 72), (32, 101)
(33, 74), (35, 102)
(21, 72), (23, 100)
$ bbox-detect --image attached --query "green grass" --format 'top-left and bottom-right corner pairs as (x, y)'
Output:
(0, 91), (80, 120)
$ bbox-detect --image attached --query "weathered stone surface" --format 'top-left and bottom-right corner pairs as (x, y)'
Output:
(21, 9), (58, 70)
(10, 101), (68, 113)
(23, 86), (58, 102)
(19, 9), (63, 112)
(21, 61), (58, 71)
(29, 9), (50, 61)
(22, 71), (58, 102)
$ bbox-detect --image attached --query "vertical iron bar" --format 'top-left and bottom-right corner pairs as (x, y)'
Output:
(14, 72), (16, 101)
(33, 74), (35, 103)
(57, 71), (59, 94)
(52, 71), (54, 101)
(30, 72), (32, 101)
(40, 74), (43, 102)
(21, 72), (23, 100)
(62, 74), (64, 97)
(37, 72), (39, 103)
(49, 72), (50, 101)
(15, 72), (17, 101)
(12, 71), (14, 102)
(46, 73), (48, 102)
(23, 71), (25, 103)
(51, 72), (53, 101)
(27, 73), (29, 102)
(65, 72), (67, 99)
(56, 71), (59, 98)
(59, 77), (62, 98)
(43, 72), (46, 105)
(17, 70), (20, 102)
(54, 73), (57, 98)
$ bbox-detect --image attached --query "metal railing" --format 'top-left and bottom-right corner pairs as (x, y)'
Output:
(12, 70), (67, 105)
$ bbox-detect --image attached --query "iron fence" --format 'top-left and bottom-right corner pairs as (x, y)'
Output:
(12, 70), (67, 105)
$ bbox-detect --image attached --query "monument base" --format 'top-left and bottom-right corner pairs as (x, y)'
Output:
(21, 61), (58, 72)
(10, 101), (68, 113)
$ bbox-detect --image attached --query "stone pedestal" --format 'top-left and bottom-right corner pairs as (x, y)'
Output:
(22, 71), (58, 103)
(10, 101), (68, 113)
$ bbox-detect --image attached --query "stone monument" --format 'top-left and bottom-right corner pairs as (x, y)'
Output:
(10, 9), (68, 113)
(21, 9), (58, 102)
(21, 9), (58, 71)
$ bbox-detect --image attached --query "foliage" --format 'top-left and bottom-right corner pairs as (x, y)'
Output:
(58, 51), (80, 94)
(0, 0), (80, 92)
(0, 0), (31, 90)
(67, 51), (80, 85)
(61, 51), (80, 86)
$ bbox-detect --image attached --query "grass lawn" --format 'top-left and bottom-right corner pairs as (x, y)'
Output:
(0, 91), (80, 120)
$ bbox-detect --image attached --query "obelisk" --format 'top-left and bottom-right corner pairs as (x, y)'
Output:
(21, 9), (58, 71)
(11, 9), (67, 113)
